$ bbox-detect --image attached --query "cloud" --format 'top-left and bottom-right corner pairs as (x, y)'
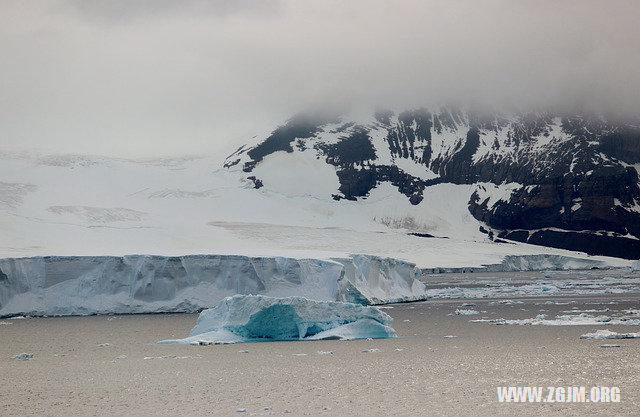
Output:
(0, 0), (638, 157)
(64, 0), (281, 22)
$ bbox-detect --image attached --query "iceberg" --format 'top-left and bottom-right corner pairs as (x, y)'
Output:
(0, 254), (426, 317)
(160, 295), (397, 344)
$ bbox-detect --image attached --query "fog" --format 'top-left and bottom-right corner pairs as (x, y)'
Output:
(1, 0), (638, 157)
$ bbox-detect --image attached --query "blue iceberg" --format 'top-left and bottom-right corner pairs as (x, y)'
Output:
(160, 295), (397, 344)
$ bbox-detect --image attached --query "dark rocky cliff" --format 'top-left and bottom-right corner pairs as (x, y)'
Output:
(227, 108), (640, 259)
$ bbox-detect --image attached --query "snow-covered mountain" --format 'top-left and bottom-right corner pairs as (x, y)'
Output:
(227, 108), (640, 259)
(1, 107), (638, 269)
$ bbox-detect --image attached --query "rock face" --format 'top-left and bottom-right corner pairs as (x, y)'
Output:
(0, 254), (425, 317)
(228, 109), (640, 259)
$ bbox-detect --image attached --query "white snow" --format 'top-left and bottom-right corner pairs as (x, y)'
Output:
(472, 182), (524, 211)
(614, 198), (640, 214)
(392, 157), (439, 181)
(159, 295), (397, 344)
(251, 149), (340, 199)
(0, 151), (630, 270)
(46, 206), (147, 223)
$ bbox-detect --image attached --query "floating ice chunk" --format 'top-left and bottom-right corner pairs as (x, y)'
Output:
(316, 351), (333, 355)
(454, 309), (479, 315)
(490, 300), (524, 305)
(580, 330), (640, 339)
(143, 355), (196, 360)
(13, 353), (33, 360)
(362, 349), (381, 353)
(473, 313), (640, 326)
(600, 344), (621, 348)
(160, 295), (396, 344)
(562, 309), (610, 313)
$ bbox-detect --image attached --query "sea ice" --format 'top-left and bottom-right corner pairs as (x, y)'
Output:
(472, 313), (640, 326)
(580, 330), (640, 339)
(160, 295), (396, 344)
(454, 309), (479, 315)
(12, 353), (33, 360)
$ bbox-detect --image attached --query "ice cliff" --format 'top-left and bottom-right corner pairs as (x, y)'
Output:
(0, 254), (425, 317)
(160, 295), (397, 344)
(421, 254), (609, 274)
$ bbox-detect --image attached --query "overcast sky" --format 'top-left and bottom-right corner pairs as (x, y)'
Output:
(1, 0), (639, 158)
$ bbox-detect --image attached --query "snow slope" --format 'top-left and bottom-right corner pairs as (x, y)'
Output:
(0, 151), (630, 270)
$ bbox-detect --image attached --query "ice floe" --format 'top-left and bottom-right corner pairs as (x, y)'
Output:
(12, 353), (33, 360)
(453, 309), (480, 315)
(424, 273), (640, 300)
(580, 330), (640, 339)
(472, 312), (640, 326)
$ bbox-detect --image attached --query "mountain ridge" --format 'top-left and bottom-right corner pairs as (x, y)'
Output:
(227, 108), (640, 259)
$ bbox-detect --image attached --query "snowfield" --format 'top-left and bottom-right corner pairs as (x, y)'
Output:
(160, 295), (397, 344)
(0, 151), (631, 269)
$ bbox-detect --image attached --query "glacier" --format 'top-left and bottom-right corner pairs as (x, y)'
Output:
(159, 295), (397, 344)
(0, 254), (425, 317)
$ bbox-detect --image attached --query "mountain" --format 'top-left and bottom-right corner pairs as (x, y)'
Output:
(226, 108), (640, 259)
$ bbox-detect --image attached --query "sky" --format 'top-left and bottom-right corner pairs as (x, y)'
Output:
(1, 0), (639, 158)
